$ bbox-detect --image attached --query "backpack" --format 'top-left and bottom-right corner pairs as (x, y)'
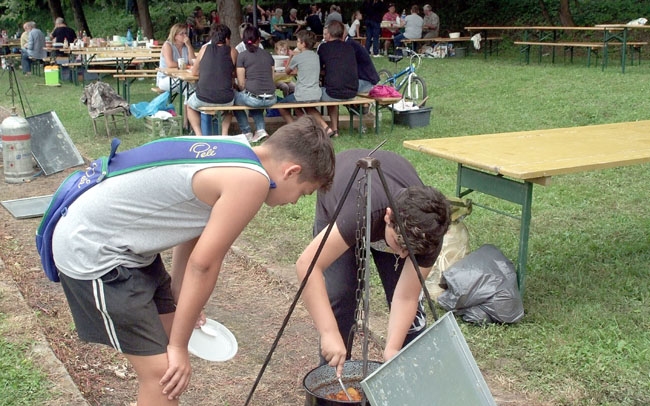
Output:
(36, 136), (266, 282)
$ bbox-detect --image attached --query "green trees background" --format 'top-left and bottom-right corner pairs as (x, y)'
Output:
(0, 0), (648, 45)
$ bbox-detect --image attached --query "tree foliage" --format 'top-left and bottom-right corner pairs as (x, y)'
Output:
(2, 0), (649, 41)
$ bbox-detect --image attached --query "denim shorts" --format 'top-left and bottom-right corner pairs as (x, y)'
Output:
(187, 92), (234, 110)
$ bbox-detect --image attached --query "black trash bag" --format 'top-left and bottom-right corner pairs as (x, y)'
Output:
(437, 244), (524, 324)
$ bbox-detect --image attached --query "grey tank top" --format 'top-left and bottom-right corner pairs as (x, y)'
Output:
(52, 135), (269, 280)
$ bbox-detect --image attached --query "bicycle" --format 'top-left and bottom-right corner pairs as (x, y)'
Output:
(377, 47), (428, 107)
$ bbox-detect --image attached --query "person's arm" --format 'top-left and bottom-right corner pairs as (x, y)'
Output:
(383, 259), (432, 361)
(160, 167), (269, 400)
(285, 52), (298, 76)
(190, 45), (205, 76)
(161, 41), (177, 68)
(296, 224), (351, 377)
(236, 66), (246, 90)
(186, 38), (197, 61)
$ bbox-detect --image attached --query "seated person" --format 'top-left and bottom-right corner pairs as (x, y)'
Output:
(50, 17), (76, 45)
(156, 23), (197, 127)
(273, 40), (295, 97)
(187, 6), (209, 44)
(306, 4), (324, 36)
(186, 24), (236, 136)
(393, 5), (423, 56)
(233, 26), (277, 143)
(318, 21), (358, 138)
(270, 8), (290, 40)
(277, 31), (324, 125)
(20, 21), (46, 75)
(381, 4), (400, 56)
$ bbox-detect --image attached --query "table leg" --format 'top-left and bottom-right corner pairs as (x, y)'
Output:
(455, 164), (534, 295)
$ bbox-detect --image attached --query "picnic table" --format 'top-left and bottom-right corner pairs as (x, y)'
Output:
(595, 23), (650, 73)
(404, 120), (650, 294)
(157, 67), (198, 131)
(465, 25), (646, 70)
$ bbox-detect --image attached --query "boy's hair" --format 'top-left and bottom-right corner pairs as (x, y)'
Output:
(390, 186), (450, 257)
(296, 30), (317, 49)
(326, 20), (344, 39)
(210, 23), (231, 44)
(275, 39), (289, 53)
(410, 4), (420, 14)
(242, 25), (261, 53)
(264, 115), (335, 191)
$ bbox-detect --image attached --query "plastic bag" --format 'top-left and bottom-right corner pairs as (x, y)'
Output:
(369, 84), (401, 98)
(437, 244), (524, 324)
(130, 91), (175, 119)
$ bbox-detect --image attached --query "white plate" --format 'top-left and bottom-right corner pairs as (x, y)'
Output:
(188, 318), (238, 362)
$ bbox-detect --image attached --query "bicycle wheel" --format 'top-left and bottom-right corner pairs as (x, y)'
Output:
(403, 75), (427, 106)
(378, 69), (393, 85)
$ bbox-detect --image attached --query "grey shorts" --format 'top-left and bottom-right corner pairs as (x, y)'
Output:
(58, 255), (175, 356)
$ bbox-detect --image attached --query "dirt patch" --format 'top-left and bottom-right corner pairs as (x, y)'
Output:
(0, 153), (546, 405)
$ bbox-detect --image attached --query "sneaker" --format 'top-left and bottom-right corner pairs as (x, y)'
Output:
(243, 132), (254, 142)
(372, 53), (383, 58)
(250, 129), (269, 143)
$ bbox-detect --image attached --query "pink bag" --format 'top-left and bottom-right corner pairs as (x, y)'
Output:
(368, 84), (402, 98)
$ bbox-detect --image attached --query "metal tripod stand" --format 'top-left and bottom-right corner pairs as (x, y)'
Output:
(1, 56), (31, 117)
(244, 145), (439, 405)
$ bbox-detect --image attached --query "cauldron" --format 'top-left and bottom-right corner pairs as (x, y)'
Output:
(303, 360), (382, 405)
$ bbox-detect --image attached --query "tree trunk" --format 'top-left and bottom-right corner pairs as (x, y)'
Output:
(537, 0), (552, 26)
(135, 0), (154, 39)
(48, 0), (64, 22)
(70, 0), (91, 37)
(559, 0), (576, 26)
(219, 0), (243, 44)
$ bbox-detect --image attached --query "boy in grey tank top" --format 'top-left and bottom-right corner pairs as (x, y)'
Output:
(52, 116), (335, 405)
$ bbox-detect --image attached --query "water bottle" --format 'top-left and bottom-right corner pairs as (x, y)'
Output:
(137, 27), (143, 42)
(401, 10), (407, 22)
(126, 28), (133, 46)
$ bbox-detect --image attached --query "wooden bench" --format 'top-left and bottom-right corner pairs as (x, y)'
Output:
(404, 36), (503, 56)
(113, 72), (158, 102)
(515, 40), (648, 66)
(199, 96), (376, 135)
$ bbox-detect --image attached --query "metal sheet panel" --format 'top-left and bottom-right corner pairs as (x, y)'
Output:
(1, 195), (52, 219)
(27, 111), (84, 175)
(361, 312), (496, 406)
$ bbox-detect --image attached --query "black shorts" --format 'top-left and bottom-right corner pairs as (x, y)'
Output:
(58, 255), (176, 356)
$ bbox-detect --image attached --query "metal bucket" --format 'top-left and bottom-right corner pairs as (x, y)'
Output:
(1, 113), (34, 183)
(303, 360), (382, 405)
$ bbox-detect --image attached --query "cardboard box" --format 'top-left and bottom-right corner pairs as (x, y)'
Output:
(44, 65), (60, 86)
(144, 115), (182, 137)
(393, 107), (432, 128)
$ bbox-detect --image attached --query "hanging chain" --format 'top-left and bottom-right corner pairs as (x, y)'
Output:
(353, 172), (368, 333)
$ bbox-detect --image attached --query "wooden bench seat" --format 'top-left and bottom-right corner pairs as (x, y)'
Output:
(515, 40), (648, 66)
(200, 96), (375, 135)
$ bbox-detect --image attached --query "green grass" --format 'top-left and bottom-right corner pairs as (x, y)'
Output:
(0, 314), (50, 405)
(2, 46), (650, 404)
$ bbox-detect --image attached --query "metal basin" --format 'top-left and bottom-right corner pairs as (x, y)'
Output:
(303, 360), (382, 405)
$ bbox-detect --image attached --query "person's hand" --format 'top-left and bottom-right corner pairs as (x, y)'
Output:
(183, 36), (192, 48)
(160, 345), (192, 401)
(383, 345), (400, 363)
(320, 331), (347, 377)
(194, 309), (207, 329)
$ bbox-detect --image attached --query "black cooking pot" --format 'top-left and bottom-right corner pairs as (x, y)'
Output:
(303, 360), (382, 406)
